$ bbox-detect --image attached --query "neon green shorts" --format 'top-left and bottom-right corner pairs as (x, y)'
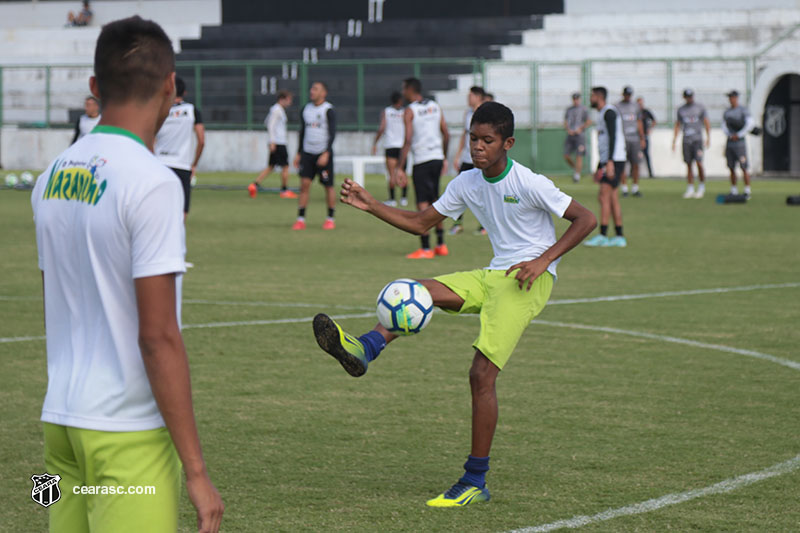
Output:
(43, 422), (180, 533)
(434, 269), (554, 369)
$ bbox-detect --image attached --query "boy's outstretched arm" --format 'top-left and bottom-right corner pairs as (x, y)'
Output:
(506, 199), (597, 290)
(340, 178), (446, 235)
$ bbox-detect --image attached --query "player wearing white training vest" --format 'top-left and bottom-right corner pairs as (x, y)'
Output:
(450, 85), (487, 235)
(249, 90), (296, 199)
(372, 91), (408, 206)
(154, 76), (205, 217)
(397, 77), (450, 259)
(292, 81), (337, 230)
(585, 86), (627, 248)
(71, 96), (101, 144)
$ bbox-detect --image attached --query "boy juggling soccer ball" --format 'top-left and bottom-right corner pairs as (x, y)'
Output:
(312, 102), (596, 507)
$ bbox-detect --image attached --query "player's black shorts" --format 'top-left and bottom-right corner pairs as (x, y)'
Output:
(298, 151), (334, 187)
(170, 167), (192, 213)
(597, 161), (625, 189)
(268, 144), (289, 167)
(412, 159), (443, 204)
(385, 148), (401, 159)
(459, 162), (475, 172)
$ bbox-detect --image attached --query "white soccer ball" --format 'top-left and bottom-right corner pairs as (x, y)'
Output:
(20, 171), (34, 186)
(4, 174), (19, 188)
(376, 278), (434, 336)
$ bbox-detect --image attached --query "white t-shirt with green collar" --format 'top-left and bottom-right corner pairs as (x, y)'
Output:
(433, 159), (572, 276)
(31, 124), (186, 432)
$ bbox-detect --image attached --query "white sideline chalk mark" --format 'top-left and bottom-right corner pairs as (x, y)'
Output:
(0, 334), (45, 344)
(532, 320), (800, 372)
(548, 282), (800, 306)
(181, 312), (375, 330)
(506, 454), (800, 533)
(184, 299), (372, 311)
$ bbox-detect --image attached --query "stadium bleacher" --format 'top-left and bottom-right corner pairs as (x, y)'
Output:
(175, 16), (543, 126)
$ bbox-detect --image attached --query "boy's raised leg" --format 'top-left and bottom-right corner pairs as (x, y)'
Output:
(313, 280), (463, 377)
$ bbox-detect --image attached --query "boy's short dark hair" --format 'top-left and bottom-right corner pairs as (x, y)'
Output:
(390, 91), (402, 104)
(471, 101), (514, 140)
(403, 77), (422, 94)
(85, 96), (99, 104)
(469, 86), (486, 98)
(591, 86), (607, 99)
(313, 81), (328, 92)
(277, 89), (292, 101)
(175, 76), (186, 97)
(94, 16), (175, 105)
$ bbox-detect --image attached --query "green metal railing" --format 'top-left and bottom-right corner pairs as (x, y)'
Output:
(0, 55), (754, 134)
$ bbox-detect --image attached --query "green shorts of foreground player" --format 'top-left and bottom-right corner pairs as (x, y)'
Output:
(434, 269), (554, 369)
(44, 423), (180, 533)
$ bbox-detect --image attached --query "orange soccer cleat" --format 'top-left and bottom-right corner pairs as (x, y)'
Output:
(434, 244), (449, 256)
(248, 183), (257, 198)
(280, 190), (298, 199)
(406, 248), (435, 259)
(322, 219), (336, 230)
(292, 219), (306, 231)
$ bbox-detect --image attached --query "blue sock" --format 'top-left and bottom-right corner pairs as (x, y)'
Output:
(358, 330), (386, 362)
(459, 455), (490, 488)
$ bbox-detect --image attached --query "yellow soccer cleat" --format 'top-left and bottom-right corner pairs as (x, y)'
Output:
(426, 482), (491, 508)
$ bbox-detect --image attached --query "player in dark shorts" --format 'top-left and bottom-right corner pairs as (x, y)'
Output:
(396, 78), (450, 259)
(250, 90), (296, 199)
(292, 81), (337, 230)
(722, 90), (754, 198)
(672, 89), (711, 199)
(585, 86), (627, 248)
(637, 97), (656, 178)
(372, 92), (408, 206)
(563, 92), (591, 183)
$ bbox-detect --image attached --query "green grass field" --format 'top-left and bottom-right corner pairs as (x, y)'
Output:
(2, 170), (800, 532)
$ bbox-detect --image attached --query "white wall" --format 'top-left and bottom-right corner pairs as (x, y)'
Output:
(2, 126), (747, 178)
(0, 0), (220, 29)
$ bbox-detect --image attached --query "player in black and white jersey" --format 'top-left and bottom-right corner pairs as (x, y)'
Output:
(154, 77), (205, 219)
(71, 96), (101, 144)
(450, 86), (487, 235)
(372, 91), (408, 207)
(585, 86), (627, 248)
(250, 90), (295, 199)
(292, 81), (337, 230)
(397, 77), (449, 259)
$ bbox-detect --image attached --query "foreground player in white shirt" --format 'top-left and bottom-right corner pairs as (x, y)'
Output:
(249, 90), (296, 199)
(31, 16), (222, 533)
(313, 102), (596, 507)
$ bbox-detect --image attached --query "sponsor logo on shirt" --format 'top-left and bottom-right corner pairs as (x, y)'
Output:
(503, 194), (520, 204)
(41, 157), (107, 206)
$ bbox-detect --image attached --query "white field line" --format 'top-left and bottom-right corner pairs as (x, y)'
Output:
(532, 320), (800, 372)
(0, 334), (46, 344)
(547, 281), (800, 305)
(183, 299), (372, 311)
(506, 454), (800, 533)
(181, 312), (374, 330)
(3, 280), (798, 314)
